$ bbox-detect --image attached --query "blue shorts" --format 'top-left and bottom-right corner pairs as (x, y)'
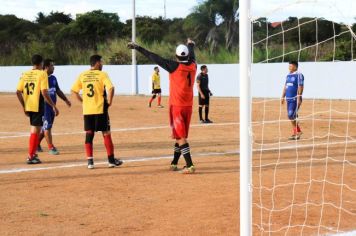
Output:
(42, 108), (55, 130)
(287, 100), (298, 120)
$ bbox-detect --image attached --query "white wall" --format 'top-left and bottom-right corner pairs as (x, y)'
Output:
(1, 62), (355, 99)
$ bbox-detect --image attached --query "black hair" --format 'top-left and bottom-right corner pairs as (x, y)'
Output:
(43, 59), (54, 69)
(90, 54), (102, 67)
(31, 54), (43, 66)
(289, 61), (298, 68)
(201, 65), (207, 71)
(154, 66), (159, 70)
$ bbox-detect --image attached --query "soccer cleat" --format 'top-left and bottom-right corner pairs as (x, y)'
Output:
(108, 158), (123, 168)
(205, 119), (213, 123)
(157, 105), (164, 108)
(288, 134), (300, 140)
(180, 165), (196, 174)
(37, 145), (43, 152)
(27, 154), (42, 164)
(48, 147), (59, 155)
(199, 120), (205, 124)
(170, 164), (179, 171)
(87, 159), (94, 169)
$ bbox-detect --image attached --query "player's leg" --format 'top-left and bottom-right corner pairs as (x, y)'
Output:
(37, 129), (44, 152)
(27, 112), (43, 164)
(44, 128), (59, 155)
(99, 111), (123, 168)
(157, 92), (163, 108)
(204, 92), (212, 123)
(149, 93), (157, 108)
(198, 93), (205, 123)
(44, 112), (59, 155)
(84, 115), (95, 169)
(175, 106), (195, 174)
(287, 101), (300, 140)
(170, 143), (181, 171)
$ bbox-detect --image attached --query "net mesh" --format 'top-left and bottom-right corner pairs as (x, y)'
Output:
(250, 1), (356, 234)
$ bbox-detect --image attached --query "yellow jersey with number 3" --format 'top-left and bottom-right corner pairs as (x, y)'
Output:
(71, 70), (114, 115)
(16, 69), (48, 112)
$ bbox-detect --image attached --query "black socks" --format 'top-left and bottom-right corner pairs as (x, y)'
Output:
(199, 106), (203, 120)
(171, 143), (181, 165)
(180, 143), (193, 167)
(205, 106), (209, 120)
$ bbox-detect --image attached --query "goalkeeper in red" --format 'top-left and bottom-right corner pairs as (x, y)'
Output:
(281, 61), (304, 140)
(128, 39), (197, 174)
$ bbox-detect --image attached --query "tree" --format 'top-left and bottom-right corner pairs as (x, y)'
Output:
(183, 0), (239, 52)
(56, 10), (124, 51)
(183, 3), (222, 52)
(36, 11), (73, 25)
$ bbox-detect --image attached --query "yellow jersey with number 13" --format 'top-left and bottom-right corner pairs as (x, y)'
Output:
(16, 69), (48, 112)
(71, 70), (114, 115)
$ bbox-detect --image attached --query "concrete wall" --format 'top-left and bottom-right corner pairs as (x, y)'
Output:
(1, 61), (355, 99)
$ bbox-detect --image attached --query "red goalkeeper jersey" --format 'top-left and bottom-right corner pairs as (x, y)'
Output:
(169, 63), (197, 106)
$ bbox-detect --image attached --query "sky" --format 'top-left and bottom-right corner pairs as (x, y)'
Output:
(0, 0), (355, 25)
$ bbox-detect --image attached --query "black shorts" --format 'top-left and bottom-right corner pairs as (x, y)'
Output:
(84, 108), (110, 132)
(198, 91), (210, 106)
(152, 89), (162, 94)
(28, 111), (44, 127)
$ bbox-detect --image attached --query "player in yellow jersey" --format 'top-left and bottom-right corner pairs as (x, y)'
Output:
(148, 66), (163, 108)
(16, 54), (59, 164)
(71, 54), (123, 169)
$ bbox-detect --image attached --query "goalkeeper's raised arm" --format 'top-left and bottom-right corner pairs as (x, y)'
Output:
(127, 38), (196, 74)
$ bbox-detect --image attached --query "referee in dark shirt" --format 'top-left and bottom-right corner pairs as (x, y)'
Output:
(197, 65), (213, 123)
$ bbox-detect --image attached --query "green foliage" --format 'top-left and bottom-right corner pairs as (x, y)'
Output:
(0, 0), (355, 66)
(36, 11), (73, 25)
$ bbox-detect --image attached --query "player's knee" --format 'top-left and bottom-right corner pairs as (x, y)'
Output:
(102, 131), (111, 137)
(288, 110), (296, 120)
(85, 131), (94, 144)
(152, 94), (157, 99)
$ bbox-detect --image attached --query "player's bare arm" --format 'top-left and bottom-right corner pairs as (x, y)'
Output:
(71, 90), (83, 103)
(42, 89), (59, 116)
(16, 90), (28, 116)
(107, 87), (115, 107)
(297, 85), (304, 108)
(281, 86), (286, 104)
(57, 89), (71, 107)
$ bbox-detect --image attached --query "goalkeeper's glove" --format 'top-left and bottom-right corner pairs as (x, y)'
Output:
(127, 42), (139, 49)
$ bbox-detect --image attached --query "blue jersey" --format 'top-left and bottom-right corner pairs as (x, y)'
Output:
(44, 75), (60, 112)
(285, 72), (304, 101)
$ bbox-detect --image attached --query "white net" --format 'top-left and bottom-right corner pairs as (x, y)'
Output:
(250, 1), (356, 235)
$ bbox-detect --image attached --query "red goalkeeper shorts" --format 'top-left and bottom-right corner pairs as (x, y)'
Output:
(169, 106), (192, 139)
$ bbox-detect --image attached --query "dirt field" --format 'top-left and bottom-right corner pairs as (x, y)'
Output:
(0, 94), (355, 235)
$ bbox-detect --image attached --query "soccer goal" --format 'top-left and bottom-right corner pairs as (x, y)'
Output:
(240, 0), (356, 235)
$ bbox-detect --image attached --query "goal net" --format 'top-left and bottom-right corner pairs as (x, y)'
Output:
(247, 0), (356, 235)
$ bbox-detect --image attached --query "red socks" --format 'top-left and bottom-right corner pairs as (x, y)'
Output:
(104, 134), (114, 157)
(29, 133), (38, 158)
(85, 143), (93, 158)
(158, 96), (162, 106)
(149, 97), (154, 104)
(293, 125), (301, 134)
(84, 132), (114, 158)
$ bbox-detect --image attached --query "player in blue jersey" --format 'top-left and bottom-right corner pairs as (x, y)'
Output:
(37, 59), (71, 154)
(281, 61), (304, 140)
